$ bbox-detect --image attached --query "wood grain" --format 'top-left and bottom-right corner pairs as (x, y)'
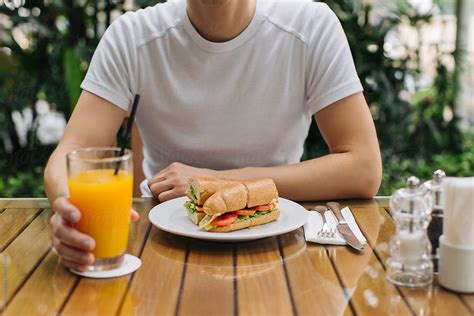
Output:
(0, 199), (50, 209)
(2, 250), (77, 316)
(0, 200), (11, 208)
(0, 209), (51, 306)
(236, 236), (293, 316)
(279, 229), (352, 316)
(178, 240), (234, 316)
(0, 198), (156, 210)
(61, 201), (152, 315)
(328, 207), (411, 315)
(399, 279), (472, 316)
(2, 198), (470, 316)
(0, 208), (43, 251)
(121, 228), (187, 316)
(460, 295), (474, 312)
(302, 198), (386, 210)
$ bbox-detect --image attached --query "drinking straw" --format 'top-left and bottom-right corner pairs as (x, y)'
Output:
(114, 94), (140, 175)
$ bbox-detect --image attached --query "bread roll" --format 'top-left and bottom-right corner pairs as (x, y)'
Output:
(203, 183), (247, 215)
(188, 177), (238, 205)
(243, 179), (279, 208)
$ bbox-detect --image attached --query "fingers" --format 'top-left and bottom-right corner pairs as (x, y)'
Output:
(147, 174), (165, 187)
(149, 180), (174, 197)
(147, 166), (171, 186)
(51, 214), (95, 251)
(58, 257), (90, 272)
(148, 162), (196, 201)
(53, 240), (94, 266)
(158, 188), (186, 202)
(52, 196), (81, 223)
(131, 208), (140, 222)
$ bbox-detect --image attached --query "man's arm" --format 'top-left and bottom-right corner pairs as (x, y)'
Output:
(149, 92), (382, 201)
(44, 91), (126, 201)
(222, 92), (382, 199)
(44, 90), (129, 272)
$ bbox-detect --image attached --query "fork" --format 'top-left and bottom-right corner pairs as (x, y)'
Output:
(312, 206), (336, 238)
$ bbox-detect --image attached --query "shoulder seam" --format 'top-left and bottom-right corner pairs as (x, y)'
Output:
(136, 19), (184, 48)
(262, 15), (307, 46)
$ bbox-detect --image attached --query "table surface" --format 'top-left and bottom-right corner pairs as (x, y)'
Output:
(0, 198), (472, 316)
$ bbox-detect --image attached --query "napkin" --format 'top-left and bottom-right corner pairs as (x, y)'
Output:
(443, 177), (474, 247)
(140, 179), (153, 197)
(304, 207), (367, 246)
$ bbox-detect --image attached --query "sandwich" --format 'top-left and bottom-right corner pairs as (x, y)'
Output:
(195, 178), (280, 232)
(184, 178), (238, 224)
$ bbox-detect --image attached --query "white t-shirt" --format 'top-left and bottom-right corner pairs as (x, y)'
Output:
(81, 0), (363, 179)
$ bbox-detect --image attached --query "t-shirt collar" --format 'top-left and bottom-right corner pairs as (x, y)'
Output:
(181, 0), (264, 53)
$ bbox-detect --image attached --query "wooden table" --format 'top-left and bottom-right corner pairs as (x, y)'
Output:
(0, 198), (472, 316)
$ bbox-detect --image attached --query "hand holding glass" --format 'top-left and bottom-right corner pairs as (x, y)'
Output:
(67, 148), (133, 271)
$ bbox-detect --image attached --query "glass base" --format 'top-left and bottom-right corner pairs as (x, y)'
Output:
(387, 271), (432, 287)
(87, 253), (124, 272)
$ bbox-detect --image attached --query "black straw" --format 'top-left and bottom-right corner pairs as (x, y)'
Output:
(114, 94), (140, 175)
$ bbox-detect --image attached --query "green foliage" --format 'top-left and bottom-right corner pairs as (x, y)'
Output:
(308, 0), (463, 160)
(0, 145), (54, 197)
(63, 48), (85, 111)
(0, 1), (127, 197)
(380, 137), (474, 195)
(0, 166), (45, 198)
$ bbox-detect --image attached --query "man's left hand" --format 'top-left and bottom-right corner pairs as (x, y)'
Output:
(148, 162), (218, 202)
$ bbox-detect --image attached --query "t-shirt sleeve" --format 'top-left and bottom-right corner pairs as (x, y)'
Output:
(80, 14), (138, 111)
(305, 4), (363, 114)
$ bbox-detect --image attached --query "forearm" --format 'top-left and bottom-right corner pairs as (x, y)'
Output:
(44, 143), (81, 203)
(44, 91), (127, 203)
(218, 151), (381, 201)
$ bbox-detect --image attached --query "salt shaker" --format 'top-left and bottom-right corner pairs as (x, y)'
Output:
(387, 176), (434, 287)
(423, 169), (445, 273)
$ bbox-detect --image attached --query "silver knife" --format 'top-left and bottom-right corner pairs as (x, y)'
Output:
(327, 202), (364, 251)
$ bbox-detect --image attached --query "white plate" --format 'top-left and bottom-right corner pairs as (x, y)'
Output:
(148, 197), (308, 242)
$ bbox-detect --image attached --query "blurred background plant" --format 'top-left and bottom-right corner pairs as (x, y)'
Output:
(0, 0), (472, 197)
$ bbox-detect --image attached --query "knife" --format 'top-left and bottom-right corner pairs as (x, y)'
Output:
(327, 202), (364, 251)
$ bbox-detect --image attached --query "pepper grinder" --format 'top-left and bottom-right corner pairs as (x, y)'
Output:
(424, 169), (446, 273)
(387, 176), (434, 287)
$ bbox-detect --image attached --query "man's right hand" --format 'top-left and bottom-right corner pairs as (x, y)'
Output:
(50, 197), (95, 272)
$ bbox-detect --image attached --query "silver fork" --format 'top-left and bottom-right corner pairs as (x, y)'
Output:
(312, 206), (336, 239)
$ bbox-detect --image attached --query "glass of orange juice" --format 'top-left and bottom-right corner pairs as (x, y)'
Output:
(67, 147), (133, 271)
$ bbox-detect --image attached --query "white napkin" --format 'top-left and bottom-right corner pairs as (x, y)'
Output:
(140, 179), (153, 197)
(304, 207), (367, 246)
(443, 177), (474, 247)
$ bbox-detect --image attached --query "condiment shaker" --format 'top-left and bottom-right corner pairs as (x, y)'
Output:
(387, 176), (433, 287)
(423, 169), (446, 273)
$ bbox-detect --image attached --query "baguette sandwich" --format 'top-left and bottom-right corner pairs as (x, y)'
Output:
(184, 178), (238, 224)
(194, 178), (280, 233)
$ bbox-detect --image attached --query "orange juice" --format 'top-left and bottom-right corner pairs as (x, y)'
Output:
(68, 169), (133, 259)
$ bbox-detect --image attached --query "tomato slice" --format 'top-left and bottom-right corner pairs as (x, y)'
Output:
(211, 212), (238, 226)
(236, 209), (256, 216)
(254, 204), (273, 211)
(196, 206), (204, 212)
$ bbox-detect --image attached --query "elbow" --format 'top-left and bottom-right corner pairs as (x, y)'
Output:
(354, 154), (382, 199)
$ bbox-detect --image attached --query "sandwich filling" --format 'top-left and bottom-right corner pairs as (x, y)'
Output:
(198, 202), (279, 231)
(184, 200), (199, 214)
(184, 187), (201, 214)
(187, 188), (198, 204)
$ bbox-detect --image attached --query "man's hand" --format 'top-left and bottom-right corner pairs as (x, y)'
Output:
(148, 162), (218, 202)
(50, 196), (139, 272)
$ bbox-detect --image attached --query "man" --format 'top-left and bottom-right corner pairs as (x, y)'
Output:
(45, 0), (382, 271)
